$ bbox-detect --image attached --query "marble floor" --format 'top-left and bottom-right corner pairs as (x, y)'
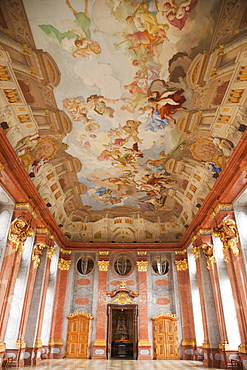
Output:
(15, 359), (219, 370)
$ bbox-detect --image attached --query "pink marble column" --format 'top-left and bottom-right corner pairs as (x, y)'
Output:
(136, 256), (152, 360)
(48, 252), (71, 359)
(92, 256), (109, 359)
(175, 252), (196, 360)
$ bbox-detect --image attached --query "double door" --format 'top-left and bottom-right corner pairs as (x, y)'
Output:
(152, 314), (179, 360)
(65, 313), (93, 358)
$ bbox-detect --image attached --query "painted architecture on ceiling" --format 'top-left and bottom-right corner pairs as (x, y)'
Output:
(0, 1), (247, 369)
(1, 0), (247, 243)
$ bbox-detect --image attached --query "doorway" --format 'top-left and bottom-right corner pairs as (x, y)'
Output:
(107, 304), (138, 359)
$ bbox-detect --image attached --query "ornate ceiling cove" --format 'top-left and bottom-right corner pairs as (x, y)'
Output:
(1, 0), (247, 244)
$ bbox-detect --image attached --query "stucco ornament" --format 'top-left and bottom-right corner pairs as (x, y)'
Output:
(32, 242), (46, 268)
(214, 217), (239, 262)
(201, 243), (216, 270)
(8, 217), (33, 254)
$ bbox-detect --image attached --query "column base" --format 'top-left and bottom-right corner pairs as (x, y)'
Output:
(24, 344), (42, 365)
(92, 340), (107, 359)
(202, 347), (221, 368)
(137, 341), (152, 360)
(48, 339), (63, 359)
(181, 339), (197, 360)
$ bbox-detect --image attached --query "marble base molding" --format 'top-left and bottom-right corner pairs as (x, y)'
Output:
(92, 340), (107, 360)
(137, 340), (152, 360)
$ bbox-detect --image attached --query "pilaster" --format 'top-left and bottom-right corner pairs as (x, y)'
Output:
(175, 251), (196, 360)
(92, 254), (109, 359)
(48, 248), (71, 359)
(136, 256), (152, 360)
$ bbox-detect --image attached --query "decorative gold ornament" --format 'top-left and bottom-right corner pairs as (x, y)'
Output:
(16, 339), (26, 348)
(175, 259), (188, 271)
(58, 258), (71, 270)
(0, 163), (4, 171)
(32, 242), (46, 268)
(94, 340), (106, 346)
(119, 280), (126, 287)
(34, 340), (42, 348)
(210, 67), (218, 77)
(8, 217), (33, 254)
(175, 249), (186, 255)
(192, 246), (199, 259)
(60, 247), (71, 255)
(48, 339), (63, 346)
(192, 229), (212, 241)
(182, 339), (196, 346)
(22, 44), (30, 55)
(210, 204), (232, 218)
(214, 217), (239, 262)
(137, 251), (147, 256)
(239, 343), (247, 354)
(36, 227), (51, 235)
(152, 310), (177, 319)
(68, 309), (93, 318)
(219, 341), (229, 349)
(202, 340), (210, 348)
(110, 292), (135, 305)
(138, 340), (151, 347)
(99, 251), (109, 255)
(15, 203), (37, 218)
(98, 260), (109, 271)
(47, 246), (55, 259)
(217, 44), (225, 56)
(201, 243), (216, 270)
(0, 342), (6, 352)
(136, 261), (148, 272)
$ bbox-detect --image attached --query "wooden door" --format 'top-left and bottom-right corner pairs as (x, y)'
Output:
(66, 312), (93, 358)
(152, 313), (179, 360)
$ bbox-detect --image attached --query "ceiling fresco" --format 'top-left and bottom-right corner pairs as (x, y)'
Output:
(13, 0), (245, 242)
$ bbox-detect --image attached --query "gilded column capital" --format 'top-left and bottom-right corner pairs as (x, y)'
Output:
(32, 242), (46, 268)
(98, 260), (109, 271)
(8, 217), (34, 254)
(58, 258), (71, 270)
(175, 259), (188, 271)
(214, 217), (239, 262)
(136, 260), (148, 272)
(99, 251), (109, 256)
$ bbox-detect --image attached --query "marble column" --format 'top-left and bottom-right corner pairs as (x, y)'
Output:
(175, 252), (196, 360)
(192, 236), (221, 368)
(0, 210), (33, 343)
(198, 236), (229, 368)
(92, 255), (109, 360)
(24, 231), (52, 366)
(48, 251), (71, 359)
(213, 211), (247, 363)
(136, 256), (152, 360)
